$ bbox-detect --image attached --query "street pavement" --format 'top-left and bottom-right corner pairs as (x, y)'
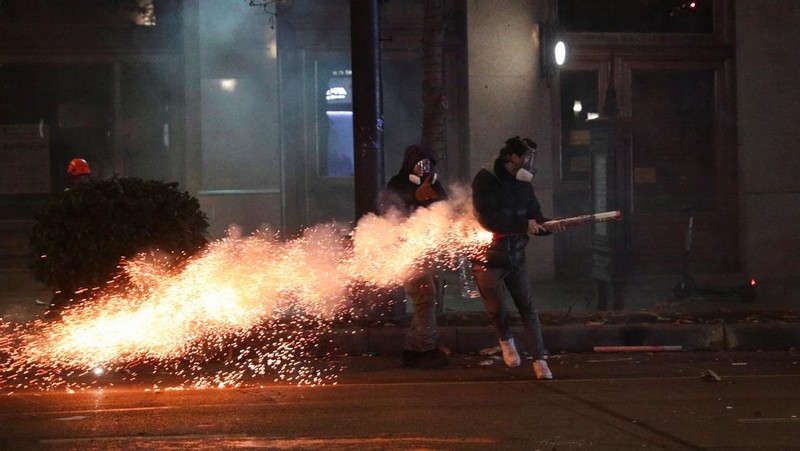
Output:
(2, 275), (799, 449)
(1, 351), (799, 450)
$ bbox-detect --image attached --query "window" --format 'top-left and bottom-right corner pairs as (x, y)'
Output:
(323, 73), (353, 177)
(558, 0), (713, 34)
(0, 0), (165, 26)
(316, 62), (353, 177)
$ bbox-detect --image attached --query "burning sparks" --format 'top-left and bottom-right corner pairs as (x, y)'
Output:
(0, 187), (491, 391)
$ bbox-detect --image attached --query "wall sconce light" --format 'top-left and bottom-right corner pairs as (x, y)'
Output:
(219, 79), (237, 92)
(555, 40), (567, 66)
(539, 22), (567, 83)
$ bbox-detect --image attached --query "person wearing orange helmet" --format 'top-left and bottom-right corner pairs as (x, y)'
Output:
(42, 158), (94, 319)
(66, 158), (91, 189)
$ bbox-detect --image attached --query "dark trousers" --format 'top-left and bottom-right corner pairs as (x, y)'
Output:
(473, 262), (545, 360)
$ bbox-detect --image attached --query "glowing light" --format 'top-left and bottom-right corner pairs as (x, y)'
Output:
(219, 79), (237, 92)
(587, 112), (600, 120)
(573, 101), (583, 113)
(0, 187), (492, 391)
(268, 37), (278, 60)
(129, 0), (156, 26)
(326, 87), (348, 101)
(554, 41), (566, 66)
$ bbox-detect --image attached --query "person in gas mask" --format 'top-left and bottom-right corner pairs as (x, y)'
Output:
(471, 136), (564, 380)
(382, 144), (449, 368)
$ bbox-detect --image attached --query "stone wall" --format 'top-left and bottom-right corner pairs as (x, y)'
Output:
(466, 0), (556, 280)
(736, 0), (800, 284)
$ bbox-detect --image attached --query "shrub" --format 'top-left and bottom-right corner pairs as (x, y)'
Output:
(29, 177), (209, 298)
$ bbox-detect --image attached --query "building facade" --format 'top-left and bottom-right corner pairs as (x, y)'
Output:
(0, 0), (797, 304)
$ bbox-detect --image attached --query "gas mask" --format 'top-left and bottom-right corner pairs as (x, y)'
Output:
(513, 149), (537, 182)
(408, 158), (438, 185)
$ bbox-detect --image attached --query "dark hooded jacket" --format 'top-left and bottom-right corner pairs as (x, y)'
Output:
(382, 145), (448, 215)
(471, 158), (550, 268)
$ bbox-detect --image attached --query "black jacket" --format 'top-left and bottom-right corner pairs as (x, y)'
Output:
(472, 158), (549, 268)
(382, 145), (447, 215)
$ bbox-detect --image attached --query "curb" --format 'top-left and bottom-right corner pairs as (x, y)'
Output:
(725, 323), (800, 351)
(542, 324), (725, 353)
(326, 323), (800, 355)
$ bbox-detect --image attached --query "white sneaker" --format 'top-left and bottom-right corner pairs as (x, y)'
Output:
(533, 359), (553, 380)
(499, 338), (521, 367)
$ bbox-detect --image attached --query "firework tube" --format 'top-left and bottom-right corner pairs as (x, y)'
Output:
(542, 210), (621, 229)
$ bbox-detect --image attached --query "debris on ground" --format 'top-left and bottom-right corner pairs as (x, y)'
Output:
(701, 369), (722, 381)
(434, 309), (800, 328)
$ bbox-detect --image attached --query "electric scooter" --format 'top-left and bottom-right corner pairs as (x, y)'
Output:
(672, 207), (757, 303)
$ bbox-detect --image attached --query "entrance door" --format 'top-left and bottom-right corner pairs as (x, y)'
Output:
(622, 61), (738, 273)
(556, 58), (738, 275)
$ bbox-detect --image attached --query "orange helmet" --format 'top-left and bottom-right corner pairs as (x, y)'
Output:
(67, 158), (91, 176)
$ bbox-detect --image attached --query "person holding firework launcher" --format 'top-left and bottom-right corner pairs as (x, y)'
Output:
(471, 136), (565, 380)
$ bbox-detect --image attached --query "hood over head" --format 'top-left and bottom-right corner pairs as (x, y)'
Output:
(400, 144), (437, 174)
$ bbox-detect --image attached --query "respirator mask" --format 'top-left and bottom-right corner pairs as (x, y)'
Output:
(514, 148), (537, 182)
(408, 158), (438, 185)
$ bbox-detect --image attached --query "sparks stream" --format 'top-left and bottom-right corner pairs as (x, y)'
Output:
(0, 187), (491, 391)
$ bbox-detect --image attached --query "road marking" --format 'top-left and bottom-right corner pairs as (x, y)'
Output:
(53, 415), (89, 421)
(737, 417), (800, 424)
(0, 405), (174, 417)
(0, 401), (284, 418)
(41, 435), (502, 446)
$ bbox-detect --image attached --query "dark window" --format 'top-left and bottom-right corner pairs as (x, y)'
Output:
(0, 0), (174, 27)
(558, 0), (713, 33)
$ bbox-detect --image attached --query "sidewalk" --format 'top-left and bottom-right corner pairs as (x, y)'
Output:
(340, 273), (800, 355)
(2, 274), (798, 354)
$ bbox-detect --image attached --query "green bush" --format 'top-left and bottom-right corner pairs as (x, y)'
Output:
(29, 177), (209, 297)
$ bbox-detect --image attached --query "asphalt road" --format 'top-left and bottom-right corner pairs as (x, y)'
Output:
(1, 351), (799, 450)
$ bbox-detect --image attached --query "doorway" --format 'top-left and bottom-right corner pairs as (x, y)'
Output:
(556, 57), (737, 275)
